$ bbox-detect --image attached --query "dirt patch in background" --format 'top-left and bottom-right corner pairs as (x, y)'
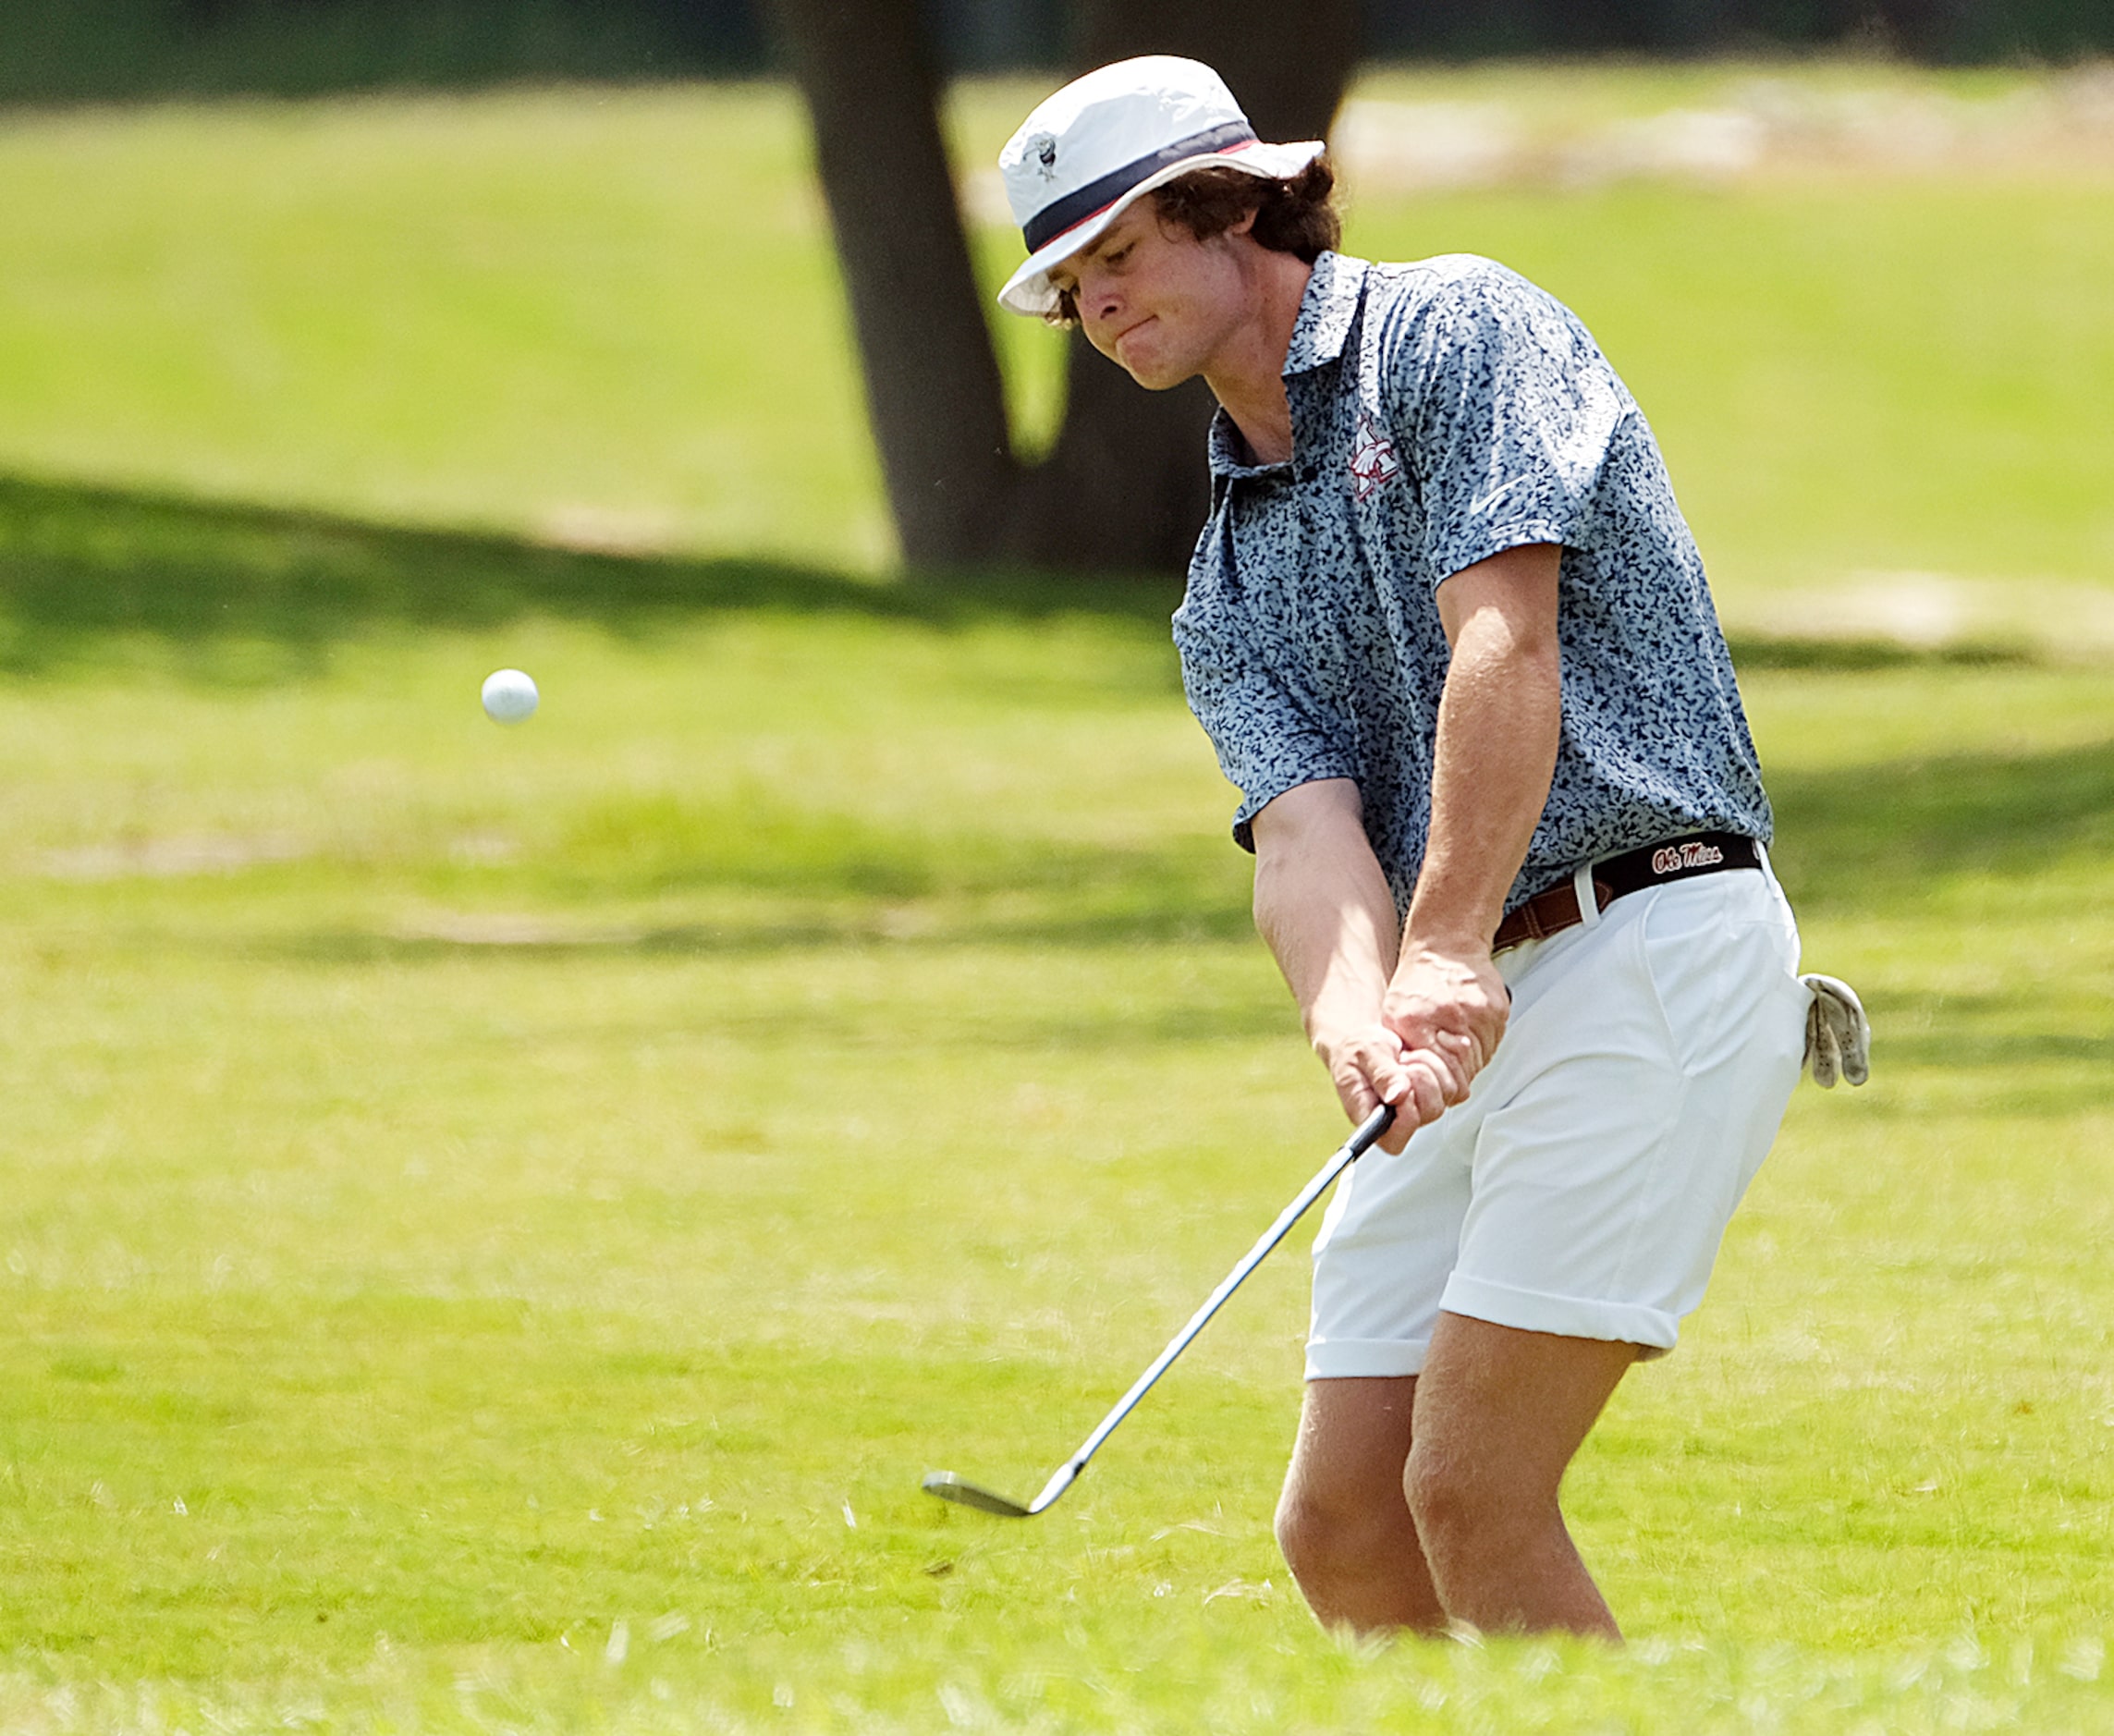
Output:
(1725, 572), (2114, 661)
(1331, 63), (2114, 192)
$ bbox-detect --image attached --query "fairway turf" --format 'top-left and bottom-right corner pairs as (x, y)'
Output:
(3, 59), (2112, 1735)
(1, 495), (2110, 1730)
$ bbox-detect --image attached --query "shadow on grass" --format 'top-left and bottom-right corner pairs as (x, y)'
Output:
(268, 906), (1260, 966)
(0, 474), (1182, 678)
(231, 729), (2114, 965)
(0, 471), (2046, 680)
(1725, 637), (2035, 673)
(1768, 736), (2114, 914)
(13, 471), (2108, 957)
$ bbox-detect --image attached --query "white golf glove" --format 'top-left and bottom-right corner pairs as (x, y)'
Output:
(1800, 973), (1870, 1088)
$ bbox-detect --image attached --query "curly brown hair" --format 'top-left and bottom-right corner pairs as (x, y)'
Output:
(1047, 154), (1340, 327)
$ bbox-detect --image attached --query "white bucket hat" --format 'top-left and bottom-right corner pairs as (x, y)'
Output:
(996, 55), (1325, 319)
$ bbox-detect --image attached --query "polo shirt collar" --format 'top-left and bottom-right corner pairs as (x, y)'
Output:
(1206, 251), (1368, 480)
(1284, 251), (1367, 376)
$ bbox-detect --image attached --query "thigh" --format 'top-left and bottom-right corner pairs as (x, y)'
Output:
(1411, 1314), (1636, 1501)
(1283, 1375), (1419, 1519)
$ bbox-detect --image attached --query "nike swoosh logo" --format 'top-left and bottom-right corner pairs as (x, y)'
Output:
(1469, 477), (1524, 518)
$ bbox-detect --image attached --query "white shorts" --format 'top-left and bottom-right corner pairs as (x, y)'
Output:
(1305, 859), (1808, 1379)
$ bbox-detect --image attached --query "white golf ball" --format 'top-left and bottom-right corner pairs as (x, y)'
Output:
(481, 667), (539, 724)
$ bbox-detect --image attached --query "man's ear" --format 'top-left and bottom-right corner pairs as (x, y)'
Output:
(1229, 205), (1259, 238)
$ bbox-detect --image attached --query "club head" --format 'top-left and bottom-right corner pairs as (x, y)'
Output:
(922, 1472), (1033, 1518)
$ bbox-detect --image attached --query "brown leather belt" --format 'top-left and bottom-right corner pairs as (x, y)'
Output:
(1491, 832), (1763, 955)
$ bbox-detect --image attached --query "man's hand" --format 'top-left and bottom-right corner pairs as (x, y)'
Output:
(1383, 939), (1509, 1106)
(1309, 1018), (1470, 1155)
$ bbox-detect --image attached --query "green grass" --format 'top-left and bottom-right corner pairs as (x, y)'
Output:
(0, 85), (886, 567)
(2, 59), (2112, 1733)
(5, 68), (2112, 609)
(0, 483), (2111, 1730)
(1344, 179), (2114, 596)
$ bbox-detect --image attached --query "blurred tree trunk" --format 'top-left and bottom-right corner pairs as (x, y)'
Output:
(766, 0), (1015, 564)
(767, 0), (1357, 574)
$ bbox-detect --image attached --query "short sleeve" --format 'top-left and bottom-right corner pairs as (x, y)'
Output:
(1173, 573), (1359, 853)
(1390, 263), (1632, 587)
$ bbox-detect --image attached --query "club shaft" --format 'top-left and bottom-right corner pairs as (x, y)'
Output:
(1047, 1104), (1395, 1494)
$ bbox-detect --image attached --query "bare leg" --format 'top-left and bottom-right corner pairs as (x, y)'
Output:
(1275, 1375), (1446, 1635)
(1404, 1313), (1637, 1640)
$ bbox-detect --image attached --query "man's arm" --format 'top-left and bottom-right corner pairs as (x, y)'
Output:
(1247, 542), (1562, 1150)
(1251, 780), (1462, 1153)
(1387, 542), (1563, 1075)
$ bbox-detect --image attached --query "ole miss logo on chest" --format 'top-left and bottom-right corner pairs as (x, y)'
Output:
(1349, 415), (1400, 501)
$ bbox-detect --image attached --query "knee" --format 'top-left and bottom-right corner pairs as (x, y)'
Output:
(1275, 1480), (1403, 1584)
(1403, 1443), (1536, 1558)
(1273, 1485), (1329, 1581)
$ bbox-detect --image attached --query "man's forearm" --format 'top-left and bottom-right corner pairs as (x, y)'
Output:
(1407, 563), (1563, 955)
(1251, 779), (1399, 1046)
(1376, 544), (1562, 1082)
(1252, 778), (1457, 1144)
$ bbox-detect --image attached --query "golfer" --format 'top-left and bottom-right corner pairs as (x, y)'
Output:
(995, 58), (1815, 1640)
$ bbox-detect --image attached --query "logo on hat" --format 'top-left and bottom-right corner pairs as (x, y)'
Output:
(1028, 132), (1059, 180)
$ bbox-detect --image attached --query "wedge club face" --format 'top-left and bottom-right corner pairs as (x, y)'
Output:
(921, 1472), (1032, 1518)
(923, 1461), (1082, 1520)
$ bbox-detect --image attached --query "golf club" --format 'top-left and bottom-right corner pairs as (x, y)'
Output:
(923, 1101), (1397, 1519)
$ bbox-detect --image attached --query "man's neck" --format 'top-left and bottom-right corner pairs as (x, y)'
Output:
(1204, 249), (1316, 468)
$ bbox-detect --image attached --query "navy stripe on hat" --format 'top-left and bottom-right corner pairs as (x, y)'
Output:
(1021, 119), (1257, 253)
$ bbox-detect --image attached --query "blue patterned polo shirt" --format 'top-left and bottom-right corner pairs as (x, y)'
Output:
(1171, 250), (1772, 919)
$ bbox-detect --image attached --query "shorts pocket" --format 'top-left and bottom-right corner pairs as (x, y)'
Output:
(1639, 880), (1803, 1077)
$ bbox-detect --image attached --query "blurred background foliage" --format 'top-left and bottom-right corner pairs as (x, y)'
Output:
(4, 0), (2111, 108)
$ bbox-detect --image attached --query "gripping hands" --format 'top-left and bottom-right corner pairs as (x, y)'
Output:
(1319, 940), (1509, 1155)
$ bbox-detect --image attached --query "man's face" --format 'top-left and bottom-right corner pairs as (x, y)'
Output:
(1046, 197), (1257, 391)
